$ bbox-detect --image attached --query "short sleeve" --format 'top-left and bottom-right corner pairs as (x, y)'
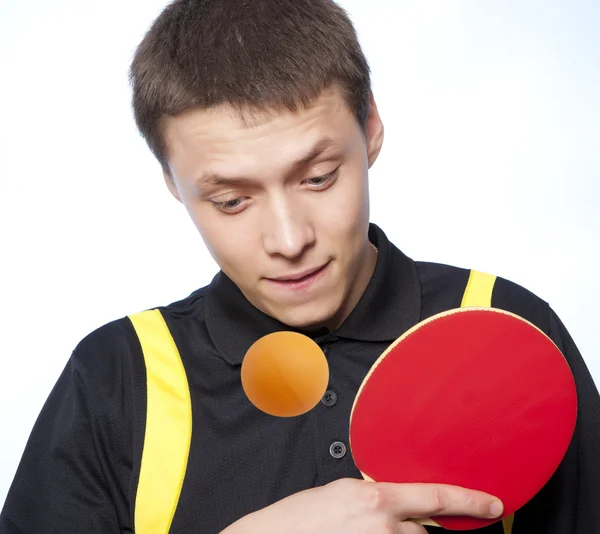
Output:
(513, 307), (600, 533)
(0, 323), (137, 533)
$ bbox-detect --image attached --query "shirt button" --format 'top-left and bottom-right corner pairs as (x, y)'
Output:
(321, 390), (338, 407)
(329, 441), (347, 459)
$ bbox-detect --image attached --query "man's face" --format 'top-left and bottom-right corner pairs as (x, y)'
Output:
(162, 85), (384, 329)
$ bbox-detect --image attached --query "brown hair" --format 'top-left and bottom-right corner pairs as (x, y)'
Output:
(129, 0), (371, 171)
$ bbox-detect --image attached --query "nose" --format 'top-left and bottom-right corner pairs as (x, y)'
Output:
(262, 194), (315, 259)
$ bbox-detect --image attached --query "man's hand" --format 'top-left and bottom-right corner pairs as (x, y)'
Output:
(221, 478), (504, 533)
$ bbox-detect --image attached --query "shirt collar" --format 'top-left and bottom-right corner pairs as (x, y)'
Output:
(204, 223), (422, 366)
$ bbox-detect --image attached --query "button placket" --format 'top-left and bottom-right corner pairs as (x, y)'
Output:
(318, 341), (347, 464)
(321, 390), (337, 407)
(329, 441), (347, 459)
(319, 344), (337, 406)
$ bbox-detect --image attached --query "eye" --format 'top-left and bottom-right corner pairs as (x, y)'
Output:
(304, 167), (340, 189)
(211, 197), (249, 214)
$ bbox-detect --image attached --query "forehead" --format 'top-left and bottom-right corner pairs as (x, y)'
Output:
(162, 86), (358, 176)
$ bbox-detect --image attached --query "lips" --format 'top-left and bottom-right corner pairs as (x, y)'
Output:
(269, 264), (327, 282)
(265, 262), (330, 292)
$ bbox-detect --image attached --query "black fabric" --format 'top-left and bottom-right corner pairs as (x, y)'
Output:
(2, 223), (599, 534)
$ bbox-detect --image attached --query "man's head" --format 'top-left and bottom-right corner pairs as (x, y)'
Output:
(130, 0), (384, 329)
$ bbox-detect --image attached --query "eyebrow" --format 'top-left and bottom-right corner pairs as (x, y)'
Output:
(195, 136), (339, 189)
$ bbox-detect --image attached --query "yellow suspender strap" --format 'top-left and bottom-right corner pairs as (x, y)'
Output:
(461, 270), (496, 308)
(129, 309), (193, 534)
(460, 270), (514, 534)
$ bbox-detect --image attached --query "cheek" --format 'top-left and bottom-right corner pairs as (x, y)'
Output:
(182, 202), (256, 269)
(201, 226), (261, 288)
(213, 239), (254, 275)
(315, 169), (369, 234)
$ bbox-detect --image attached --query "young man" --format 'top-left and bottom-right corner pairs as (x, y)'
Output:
(2, 1), (599, 533)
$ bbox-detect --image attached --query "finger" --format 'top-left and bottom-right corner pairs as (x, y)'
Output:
(377, 482), (504, 521)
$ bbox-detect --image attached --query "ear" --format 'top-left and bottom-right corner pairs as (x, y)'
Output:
(366, 92), (385, 169)
(163, 169), (182, 203)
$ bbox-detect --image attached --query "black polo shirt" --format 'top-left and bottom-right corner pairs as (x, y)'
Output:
(2, 224), (599, 534)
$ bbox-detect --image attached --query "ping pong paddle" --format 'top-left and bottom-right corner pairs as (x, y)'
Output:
(349, 307), (577, 530)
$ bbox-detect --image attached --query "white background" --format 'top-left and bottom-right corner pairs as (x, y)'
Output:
(1, 0), (598, 507)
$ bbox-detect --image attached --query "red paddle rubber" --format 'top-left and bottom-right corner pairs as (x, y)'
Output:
(350, 308), (577, 530)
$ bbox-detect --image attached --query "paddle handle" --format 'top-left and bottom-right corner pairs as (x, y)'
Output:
(414, 518), (440, 527)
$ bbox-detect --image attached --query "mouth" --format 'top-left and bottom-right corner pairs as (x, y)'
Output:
(266, 262), (330, 291)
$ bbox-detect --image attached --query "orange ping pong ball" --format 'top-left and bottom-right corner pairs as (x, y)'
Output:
(241, 331), (329, 417)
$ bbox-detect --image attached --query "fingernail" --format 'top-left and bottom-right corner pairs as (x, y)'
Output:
(489, 501), (503, 517)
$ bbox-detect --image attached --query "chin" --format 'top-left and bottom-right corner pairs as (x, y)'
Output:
(271, 303), (337, 330)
